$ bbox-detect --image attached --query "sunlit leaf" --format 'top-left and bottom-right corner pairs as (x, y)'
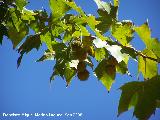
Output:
(95, 48), (107, 61)
(40, 31), (53, 51)
(149, 38), (160, 58)
(134, 22), (151, 48)
(49, 0), (71, 21)
(138, 49), (158, 79)
(21, 8), (37, 23)
(114, 0), (119, 7)
(111, 21), (134, 45)
(94, 0), (111, 13)
(16, 0), (28, 11)
(9, 8), (22, 32)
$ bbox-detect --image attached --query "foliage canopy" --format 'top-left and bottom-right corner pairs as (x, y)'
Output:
(0, 0), (160, 119)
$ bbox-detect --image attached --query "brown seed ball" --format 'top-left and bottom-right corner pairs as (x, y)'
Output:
(77, 69), (89, 81)
(77, 61), (86, 72)
(77, 50), (88, 61)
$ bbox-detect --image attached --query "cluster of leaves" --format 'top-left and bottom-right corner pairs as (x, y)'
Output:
(1, 0), (160, 119)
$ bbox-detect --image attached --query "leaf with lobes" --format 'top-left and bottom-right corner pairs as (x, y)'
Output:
(49, 0), (72, 21)
(15, 0), (28, 11)
(118, 75), (160, 120)
(7, 21), (29, 49)
(96, 1), (118, 33)
(138, 49), (158, 79)
(17, 34), (41, 67)
(111, 21), (134, 45)
(94, 58), (116, 91)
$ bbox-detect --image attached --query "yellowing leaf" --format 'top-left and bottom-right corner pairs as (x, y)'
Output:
(114, 0), (119, 7)
(138, 49), (158, 79)
(134, 22), (151, 48)
(111, 21), (134, 45)
(95, 48), (107, 61)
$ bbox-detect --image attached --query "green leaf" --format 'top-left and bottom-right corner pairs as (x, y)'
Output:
(49, 0), (71, 21)
(96, 9), (112, 33)
(7, 21), (29, 48)
(64, 66), (76, 87)
(0, 24), (8, 44)
(52, 42), (68, 60)
(134, 22), (151, 48)
(138, 49), (158, 79)
(21, 8), (37, 23)
(36, 50), (55, 62)
(121, 46), (137, 60)
(63, 0), (85, 16)
(16, 0), (28, 11)
(96, 2), (118, 33)
(119, 76), (160, 120)
(149, 38), (160, 58)
(116, 61), (128, 74)
(94, 59), (116, 91)
(9, 8), (22, 32)
(118, 82), (141, 116)
(17, 34), (41, 67)
(94, 0), (111, 13)
(40, 31), (53, 51)
(111, 21), (134, 45)
(72, 25), (90, 38)
(95, 48), (107, 61)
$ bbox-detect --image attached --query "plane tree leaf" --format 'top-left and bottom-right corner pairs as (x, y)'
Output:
(36, 50), (55, 62)
(1, 1), (160, 120)
(111, 21), (134, 45)
(118, 75), (160, 120)
(64, 65), (76, 87)
(40, 31), (53, 51)
(95, 2), (118, 33)
(0, 24), (8, 44)
(17, 34), (42, 67)
(15, 0), (28, 11)
(7, 21), (29, 49)
(49, 0), (72, 21)
(134, 22), (151, 48)
(94, 58), (116, 91)
(95, 48), (108, 61)
(138, 49), (158, 79)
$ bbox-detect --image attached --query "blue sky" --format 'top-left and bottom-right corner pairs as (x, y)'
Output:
(0, 0), (160, 120)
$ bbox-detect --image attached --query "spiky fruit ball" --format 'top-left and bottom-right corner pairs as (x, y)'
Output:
(77, 50), (88, 61)
(71, 43), (88, 61)
(77, 61), (86, 72)
(77, 69), (89, 81)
